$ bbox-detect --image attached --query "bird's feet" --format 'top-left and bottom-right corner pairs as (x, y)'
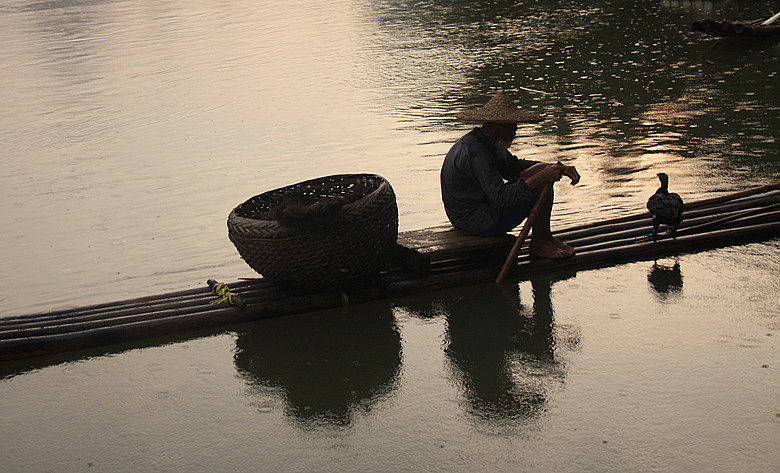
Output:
(650, 226), (678, 241)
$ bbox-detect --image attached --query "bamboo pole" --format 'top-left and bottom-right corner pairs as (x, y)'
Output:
(3, 221), (779, 362)
(0, 279), (270, 330)
(4, 220), (778, 361)
(5, 186), (778, 333)
(761, 12), (780, 26)
(444, 206), (780, 274)
(558, 202), (780, 250)
(0, 306), (255, 361)
(672, 203), (780, 238)
(7, 185), (776, 329)
(556, 211), (780, 255)
(14, 192), (776, 331)
(0, 292), (215, 329)
(554, 183), (780, 234)
(3, 184), (780, 362)
(0, 278), (264, 327)
(514, 221), (780, 278)
(0, 288), (386, 361)
(496, 186), (551, 283)
(551, 196), (776, 244)
(511, 206), (780, 267)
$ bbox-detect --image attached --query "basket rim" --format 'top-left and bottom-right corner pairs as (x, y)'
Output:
(229, 173), (390, 223)
(227, 173), (399, 288)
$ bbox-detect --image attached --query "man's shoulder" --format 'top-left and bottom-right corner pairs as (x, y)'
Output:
(456, 128), (491, 154)
(459, 127), (483, 143)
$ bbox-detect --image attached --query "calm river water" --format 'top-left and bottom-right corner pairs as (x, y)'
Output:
(1, 0), (779, 471)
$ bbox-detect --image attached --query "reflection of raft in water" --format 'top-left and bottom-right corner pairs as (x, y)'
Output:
(692, 13), (780, 37)
(2, 183), (780, 362)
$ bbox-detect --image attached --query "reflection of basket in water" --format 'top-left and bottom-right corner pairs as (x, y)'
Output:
(227, 174), (398, 289)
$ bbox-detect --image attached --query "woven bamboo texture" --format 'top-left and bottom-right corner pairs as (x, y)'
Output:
(227, 174), (398, 289)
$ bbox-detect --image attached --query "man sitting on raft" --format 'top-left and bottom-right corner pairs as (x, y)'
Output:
(440, 91), (580, 259)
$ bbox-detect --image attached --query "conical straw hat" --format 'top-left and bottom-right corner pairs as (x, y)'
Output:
(456, 91), (544, 123)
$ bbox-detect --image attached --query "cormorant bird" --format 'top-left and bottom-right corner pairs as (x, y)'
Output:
(647, 172), (684, 239)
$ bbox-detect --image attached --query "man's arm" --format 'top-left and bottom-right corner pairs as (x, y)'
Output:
(522, 162), (580, 191)
(469, 151), (538, 206)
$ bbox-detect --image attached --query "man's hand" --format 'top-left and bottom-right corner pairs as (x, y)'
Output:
(532, 164), (565, 186)
(521, 162), (581, 191)
(557, 161), (580, 185)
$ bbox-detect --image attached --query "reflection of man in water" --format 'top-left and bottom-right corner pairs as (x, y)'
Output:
(441, 278), (575, 424)
(441, 91), (580, 259)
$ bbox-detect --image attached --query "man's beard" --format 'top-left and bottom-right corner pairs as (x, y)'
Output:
(494, 138), (514, 161)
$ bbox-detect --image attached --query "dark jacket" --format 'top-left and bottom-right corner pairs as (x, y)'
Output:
(440, 128), (538, 235)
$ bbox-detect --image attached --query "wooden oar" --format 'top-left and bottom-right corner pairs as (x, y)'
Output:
(496, 186), (551, 283)
(761, 12), (780, 26)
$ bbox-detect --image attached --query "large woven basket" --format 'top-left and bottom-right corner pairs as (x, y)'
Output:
(228, 174), (398, 290)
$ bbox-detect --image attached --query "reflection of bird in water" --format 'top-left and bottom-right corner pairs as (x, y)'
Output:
(647, 172), (684, 240)
(648, 260), (683, 295)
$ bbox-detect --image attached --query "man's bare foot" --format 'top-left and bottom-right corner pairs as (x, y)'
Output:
(551, 236), (576, 255)
(529, 237), (575, 259)
(528, 240), (574, 259)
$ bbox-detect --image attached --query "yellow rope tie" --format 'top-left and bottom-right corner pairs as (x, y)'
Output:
(340, 291), (350, 307)
(210, 282), (238, 306)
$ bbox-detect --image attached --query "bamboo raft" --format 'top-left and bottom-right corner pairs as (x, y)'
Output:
(1, 183), (779, 362)
(692, 13), (780, 37)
